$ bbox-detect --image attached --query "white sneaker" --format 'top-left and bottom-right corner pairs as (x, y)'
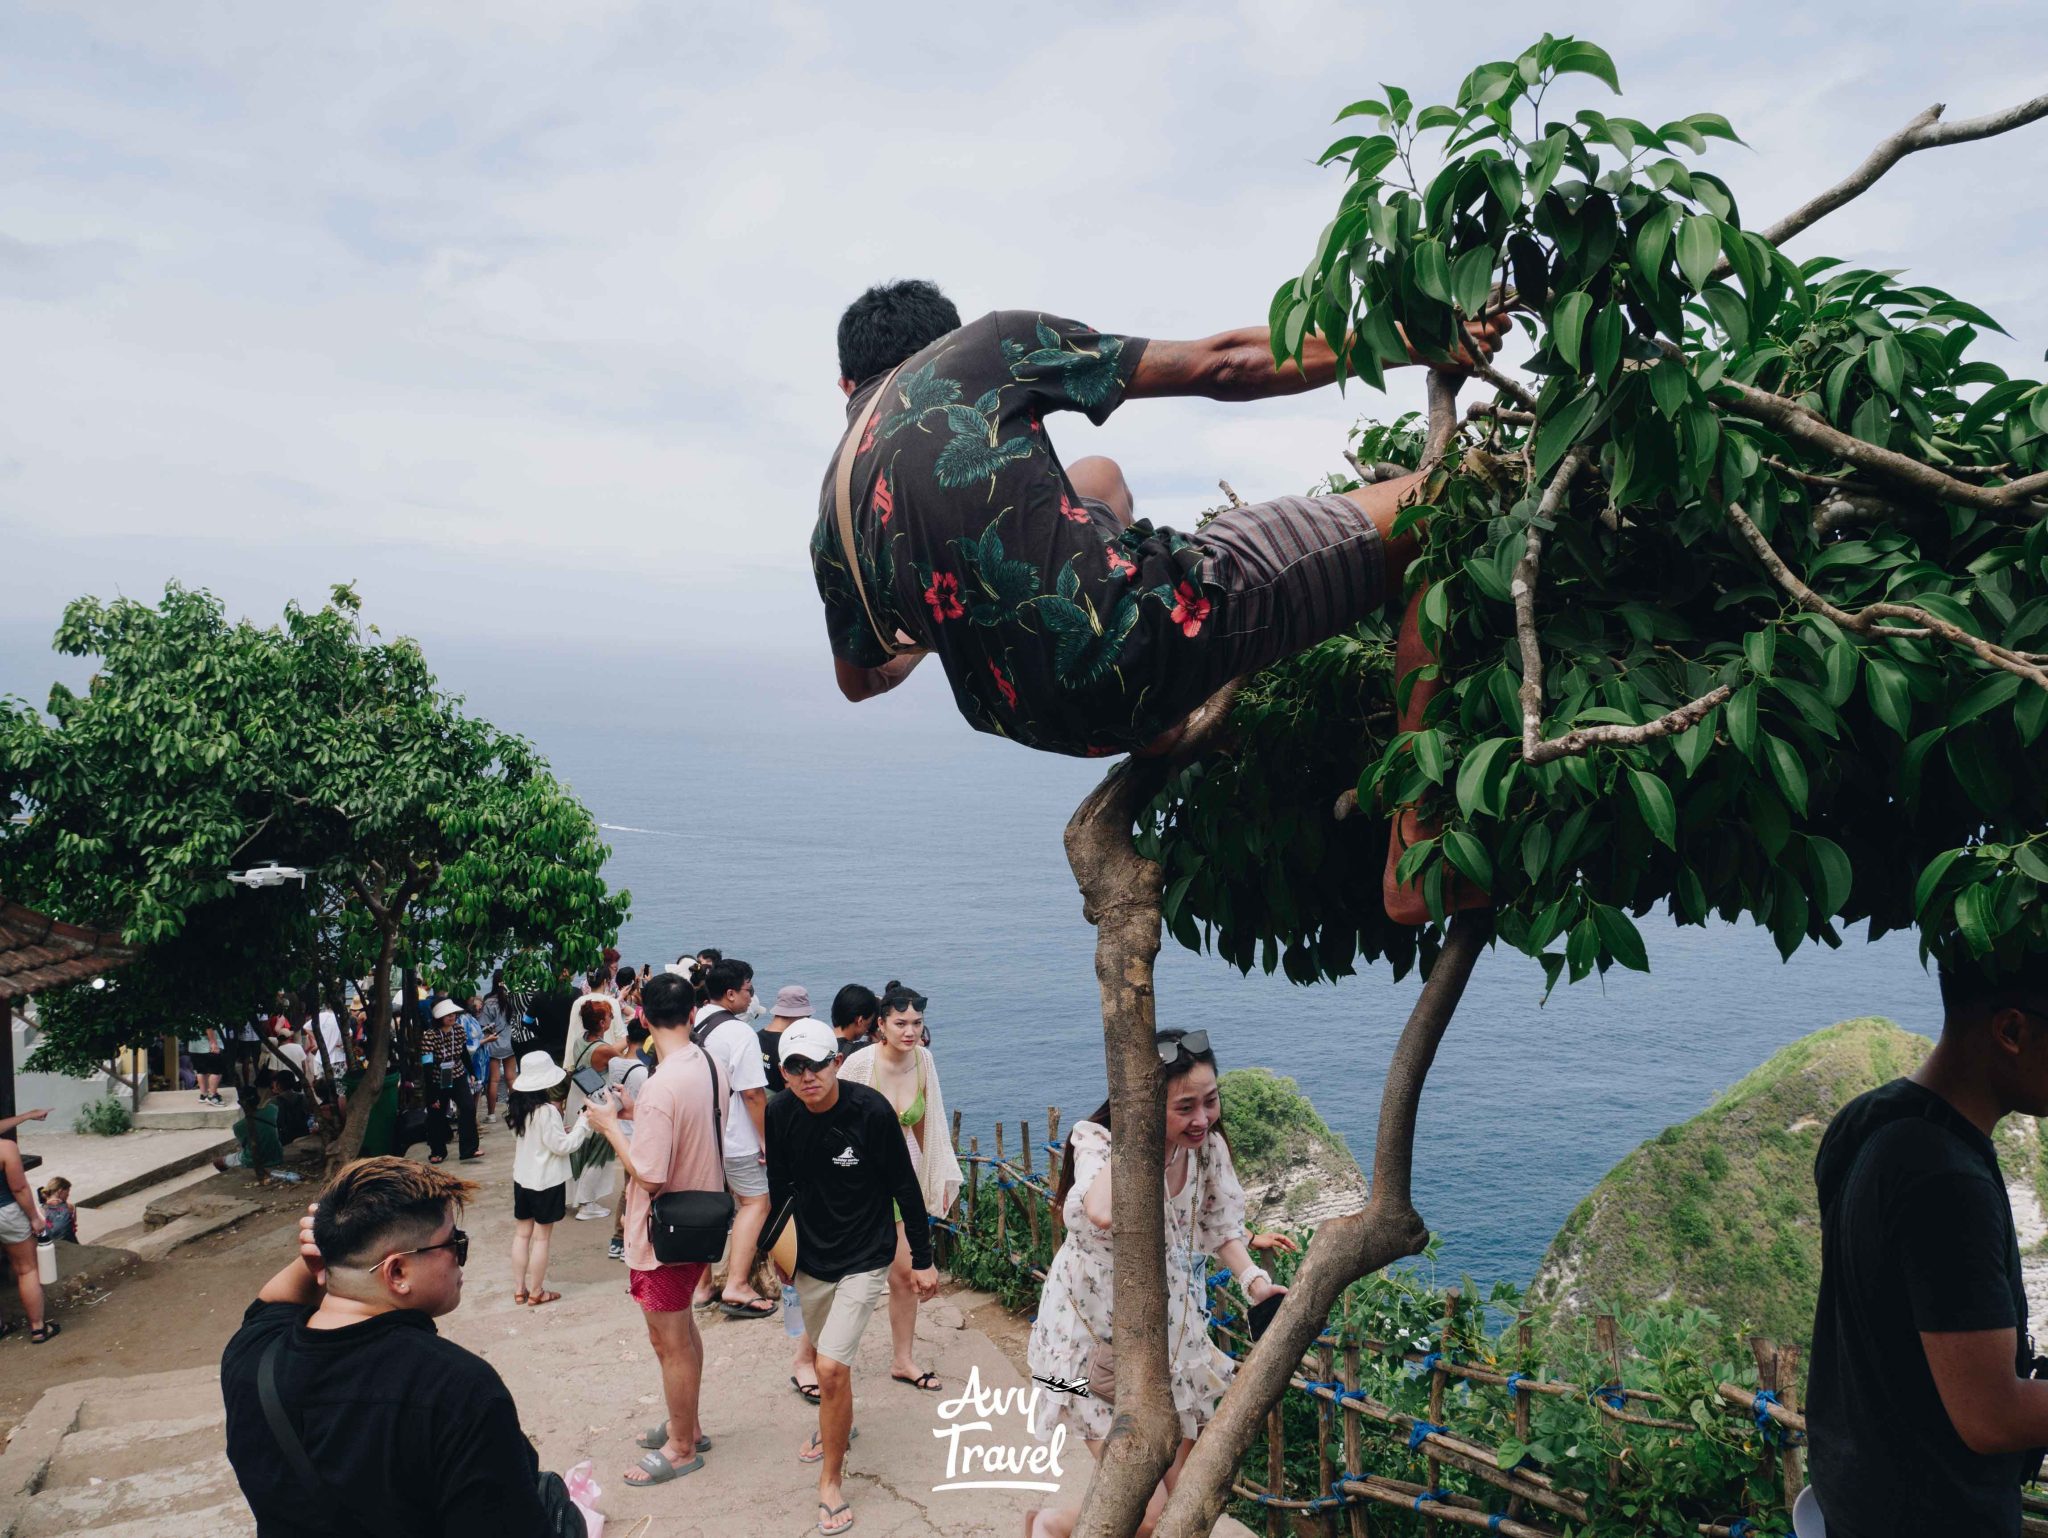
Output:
(575, 1203), (610, 1220)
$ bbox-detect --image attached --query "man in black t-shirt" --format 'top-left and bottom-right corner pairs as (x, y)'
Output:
(220, 1156), (565, 1537)
(764, 1020), (935, 1538)
(1809, 954), (2048, 1536)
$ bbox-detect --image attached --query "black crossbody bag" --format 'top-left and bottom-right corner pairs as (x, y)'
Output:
(647, 1049), (736, 1264)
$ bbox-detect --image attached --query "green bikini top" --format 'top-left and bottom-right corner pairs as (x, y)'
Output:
(897, 1054), (926, 1129)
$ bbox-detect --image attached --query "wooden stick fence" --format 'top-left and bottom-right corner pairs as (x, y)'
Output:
(930, 1110), (1836, 1537)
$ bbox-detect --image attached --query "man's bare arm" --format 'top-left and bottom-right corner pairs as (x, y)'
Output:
(834, 649), (926, 703)
(1922, 1327), (2048, 1454)
(1128, 316), (1509, 404)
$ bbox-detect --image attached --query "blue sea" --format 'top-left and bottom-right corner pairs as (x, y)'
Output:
(0, 621), (1941, 1290)
(423, 634), (1941, 1293)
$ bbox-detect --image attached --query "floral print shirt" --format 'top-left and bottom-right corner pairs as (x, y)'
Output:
(812, 311), (1216, 757)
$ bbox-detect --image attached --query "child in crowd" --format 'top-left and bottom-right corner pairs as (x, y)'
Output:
(37, 1178), (78, 1244)
(506, 1050), (593, 1306)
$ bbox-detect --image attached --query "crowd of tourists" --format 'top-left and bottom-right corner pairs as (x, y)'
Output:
(207, 944), (1296, 1538)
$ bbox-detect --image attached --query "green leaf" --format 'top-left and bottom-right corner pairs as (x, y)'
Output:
(1956, 882), (1997, 955)
(1551, 291), (1593, 370)
(1413, 240), (1454, 305)
(1532, 390), (1600, 482)
(1591, 903), (1650, 971)
(2019, 684), (2048, 746)
(1648, 358), (1689, 419)
(1743, 627), (1776, 677)
(1808, 836), (1853, 919)
(2014, 844), (2048, 884)
(1443, 829), (1494, 890)
(1868, 335), (1907, 399)
(1589, 303), (1623, 385)
(1822, 642), (1860, 709)
(1335, 99), (1390, 123)
(1726, 683), (1760, 760)
(1632, 202), (1678, 288)
(1627, 769), (1678, 849)
(1454, 736), (1519, 820)
(1914, 847), (1968, 920)
(1764, 735), (1809, 815)
(1673, 213), (1721, 291)
(1865, 655), (1914, 738)
(1452, 245), (1496, 318)
(1550, 40), (1621, 93)
(1950, 671), (2022, 727)
(1674, 720), (1713, 777)
(1411, 727), (1448, 785)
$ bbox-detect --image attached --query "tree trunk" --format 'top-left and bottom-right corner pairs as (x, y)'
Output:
(1151, 910), (1493, 1538)
(330, 919), (399, 1167)
(1064, 754), (1181, 1538)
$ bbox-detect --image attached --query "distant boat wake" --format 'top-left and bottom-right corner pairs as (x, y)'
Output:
(597, 822), (691, 838)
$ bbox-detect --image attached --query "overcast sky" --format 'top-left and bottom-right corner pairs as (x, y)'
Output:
(2, 0), (2043, 666)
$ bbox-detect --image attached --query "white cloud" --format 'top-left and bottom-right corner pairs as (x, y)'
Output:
(0, 0), (2042, 655)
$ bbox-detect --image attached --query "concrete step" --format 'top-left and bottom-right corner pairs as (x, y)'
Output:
(14, 1455), (240, 1538)
(128, 1094), (238, 1134)
(42, 1418), (224, 1490)
(75, 1378), (222, 1433)
(26, 1497), (253, 1538)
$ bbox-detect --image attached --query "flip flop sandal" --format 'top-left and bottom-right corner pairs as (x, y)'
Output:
(427, 1154), (447, 1165)
(817, 1501), (855, 1535)
(635, 1421), (713, 1452)
(791, 1375), (822, 1403)
(891, 1370), (942, 1391)
(623, 1449), (703, 1486)
(29, 1321), (61, 1344)
(514, 1290), (530, 1305)
(715, 1297), (778, 1318)
(529, 1290), (561, 1306)
(799, 1426), (857, 1464)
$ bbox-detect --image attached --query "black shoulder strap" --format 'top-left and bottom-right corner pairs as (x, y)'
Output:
(259, 1335), (373, 1526)
(691, 1008), (736, 1048)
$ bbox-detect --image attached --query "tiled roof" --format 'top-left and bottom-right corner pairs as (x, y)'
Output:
(0, 900), (137, 999)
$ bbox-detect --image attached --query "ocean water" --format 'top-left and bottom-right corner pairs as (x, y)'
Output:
(433, 634), (1942, 1293)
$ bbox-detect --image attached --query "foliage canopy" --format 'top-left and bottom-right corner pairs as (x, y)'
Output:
(1147, 37), (2048, 994)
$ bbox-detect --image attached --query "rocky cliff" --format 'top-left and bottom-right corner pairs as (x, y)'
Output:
(1218, 1066), (1371, 1228)
(1528, 1016), (2048, 1343)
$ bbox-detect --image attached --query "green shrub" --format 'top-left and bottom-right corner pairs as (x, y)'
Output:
(1218, 1067), (1339, 1170)
(74, 1097), (132, 1136)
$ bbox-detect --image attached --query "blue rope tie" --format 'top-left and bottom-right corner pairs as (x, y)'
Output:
(1207, 1269), (1233, 1290)
(1297, 1379), (1345, 1398)
(1592, 1383), (1627, 1411)
(1751, 1389), (1783, 1443)
(1728, 1521), (1753, 1538)
(1416, 1350), (1444, 1373)
(1489, 1517), (1506, 1534)
(1412, 1490), (1447, 1511)
(1407, 1420), (1446, 1450)
(1503, 1371), (1526, 1396)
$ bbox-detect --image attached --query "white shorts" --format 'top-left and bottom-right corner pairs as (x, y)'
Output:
(0, 1205), (33, 1245)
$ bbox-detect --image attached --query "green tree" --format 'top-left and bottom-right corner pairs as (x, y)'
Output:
(1054, 43), (2048, 1538)
(0, 583), (627, 1163)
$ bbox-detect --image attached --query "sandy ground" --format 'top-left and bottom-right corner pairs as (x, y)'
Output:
(0, 1114), (1121, 1536)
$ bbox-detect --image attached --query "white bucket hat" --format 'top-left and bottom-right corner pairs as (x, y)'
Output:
(512, 1051), (567, 1093)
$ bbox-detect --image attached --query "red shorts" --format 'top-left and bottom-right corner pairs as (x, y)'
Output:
(628, 1261), (708, 1313)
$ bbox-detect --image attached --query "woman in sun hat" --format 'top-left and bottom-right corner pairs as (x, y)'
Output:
(506, 1050), (593, 1306)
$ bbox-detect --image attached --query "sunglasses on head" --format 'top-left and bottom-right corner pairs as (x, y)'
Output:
(784, 1056), (834, 1079)
(1157, 1029), (1211, 1065)
(371, 1227), (468, 1273)
(884, 992), (928, 1013)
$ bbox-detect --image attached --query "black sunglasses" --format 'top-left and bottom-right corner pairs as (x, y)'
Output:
(1158, 1029), (1211, 1064)
(884, 992), (928, 1013)
(372, 1227), (468, 1274)
(784, 1056), (835, 1079)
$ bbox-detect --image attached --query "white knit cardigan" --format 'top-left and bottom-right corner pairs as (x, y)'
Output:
(839, 1043), (963, 1219)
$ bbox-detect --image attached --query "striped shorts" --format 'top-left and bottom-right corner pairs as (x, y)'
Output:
(1190, 491), (1387, 683)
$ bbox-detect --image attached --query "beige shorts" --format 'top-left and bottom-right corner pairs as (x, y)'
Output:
(793, 1266), (889, 1366)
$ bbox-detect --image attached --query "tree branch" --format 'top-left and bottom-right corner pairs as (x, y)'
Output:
(1472, 362), (1538, 413)
(1154, 911), (1493, 1538)
(1726, 502), (2048, 694)
(1467, 400), (1536, 427)
(1723, 380), (2048, 512)
(1720, 94), (2048, 270)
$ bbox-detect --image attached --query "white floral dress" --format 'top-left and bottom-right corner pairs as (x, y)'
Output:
(1026, 1120), (1247, 1442)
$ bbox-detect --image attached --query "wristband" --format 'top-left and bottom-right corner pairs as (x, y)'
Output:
(1236, 1264), (1271, 1292)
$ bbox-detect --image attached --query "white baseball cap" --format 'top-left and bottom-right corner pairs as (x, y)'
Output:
(777, 1019), (839, 1068)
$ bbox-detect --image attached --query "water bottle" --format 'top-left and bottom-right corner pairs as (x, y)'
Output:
(36, 1233), (57, 1286)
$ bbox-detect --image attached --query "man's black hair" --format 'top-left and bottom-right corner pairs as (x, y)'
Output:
(693, 947), (722, 965)
(833, 982), (880, 1031)
(1938, 950), (2048, 1018)
(704, 956), (753, 1001)
(837, 280), (961, 386)
(312, 1156), (473, 1270)
(236, 1083), (262, 1113)
(641, 972), (696, 1028)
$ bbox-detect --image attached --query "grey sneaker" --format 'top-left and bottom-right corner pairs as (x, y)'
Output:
(606, 1235), (625, 1262)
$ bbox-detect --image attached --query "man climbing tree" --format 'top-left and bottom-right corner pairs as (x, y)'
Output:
(812, 282), (1504, 920)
